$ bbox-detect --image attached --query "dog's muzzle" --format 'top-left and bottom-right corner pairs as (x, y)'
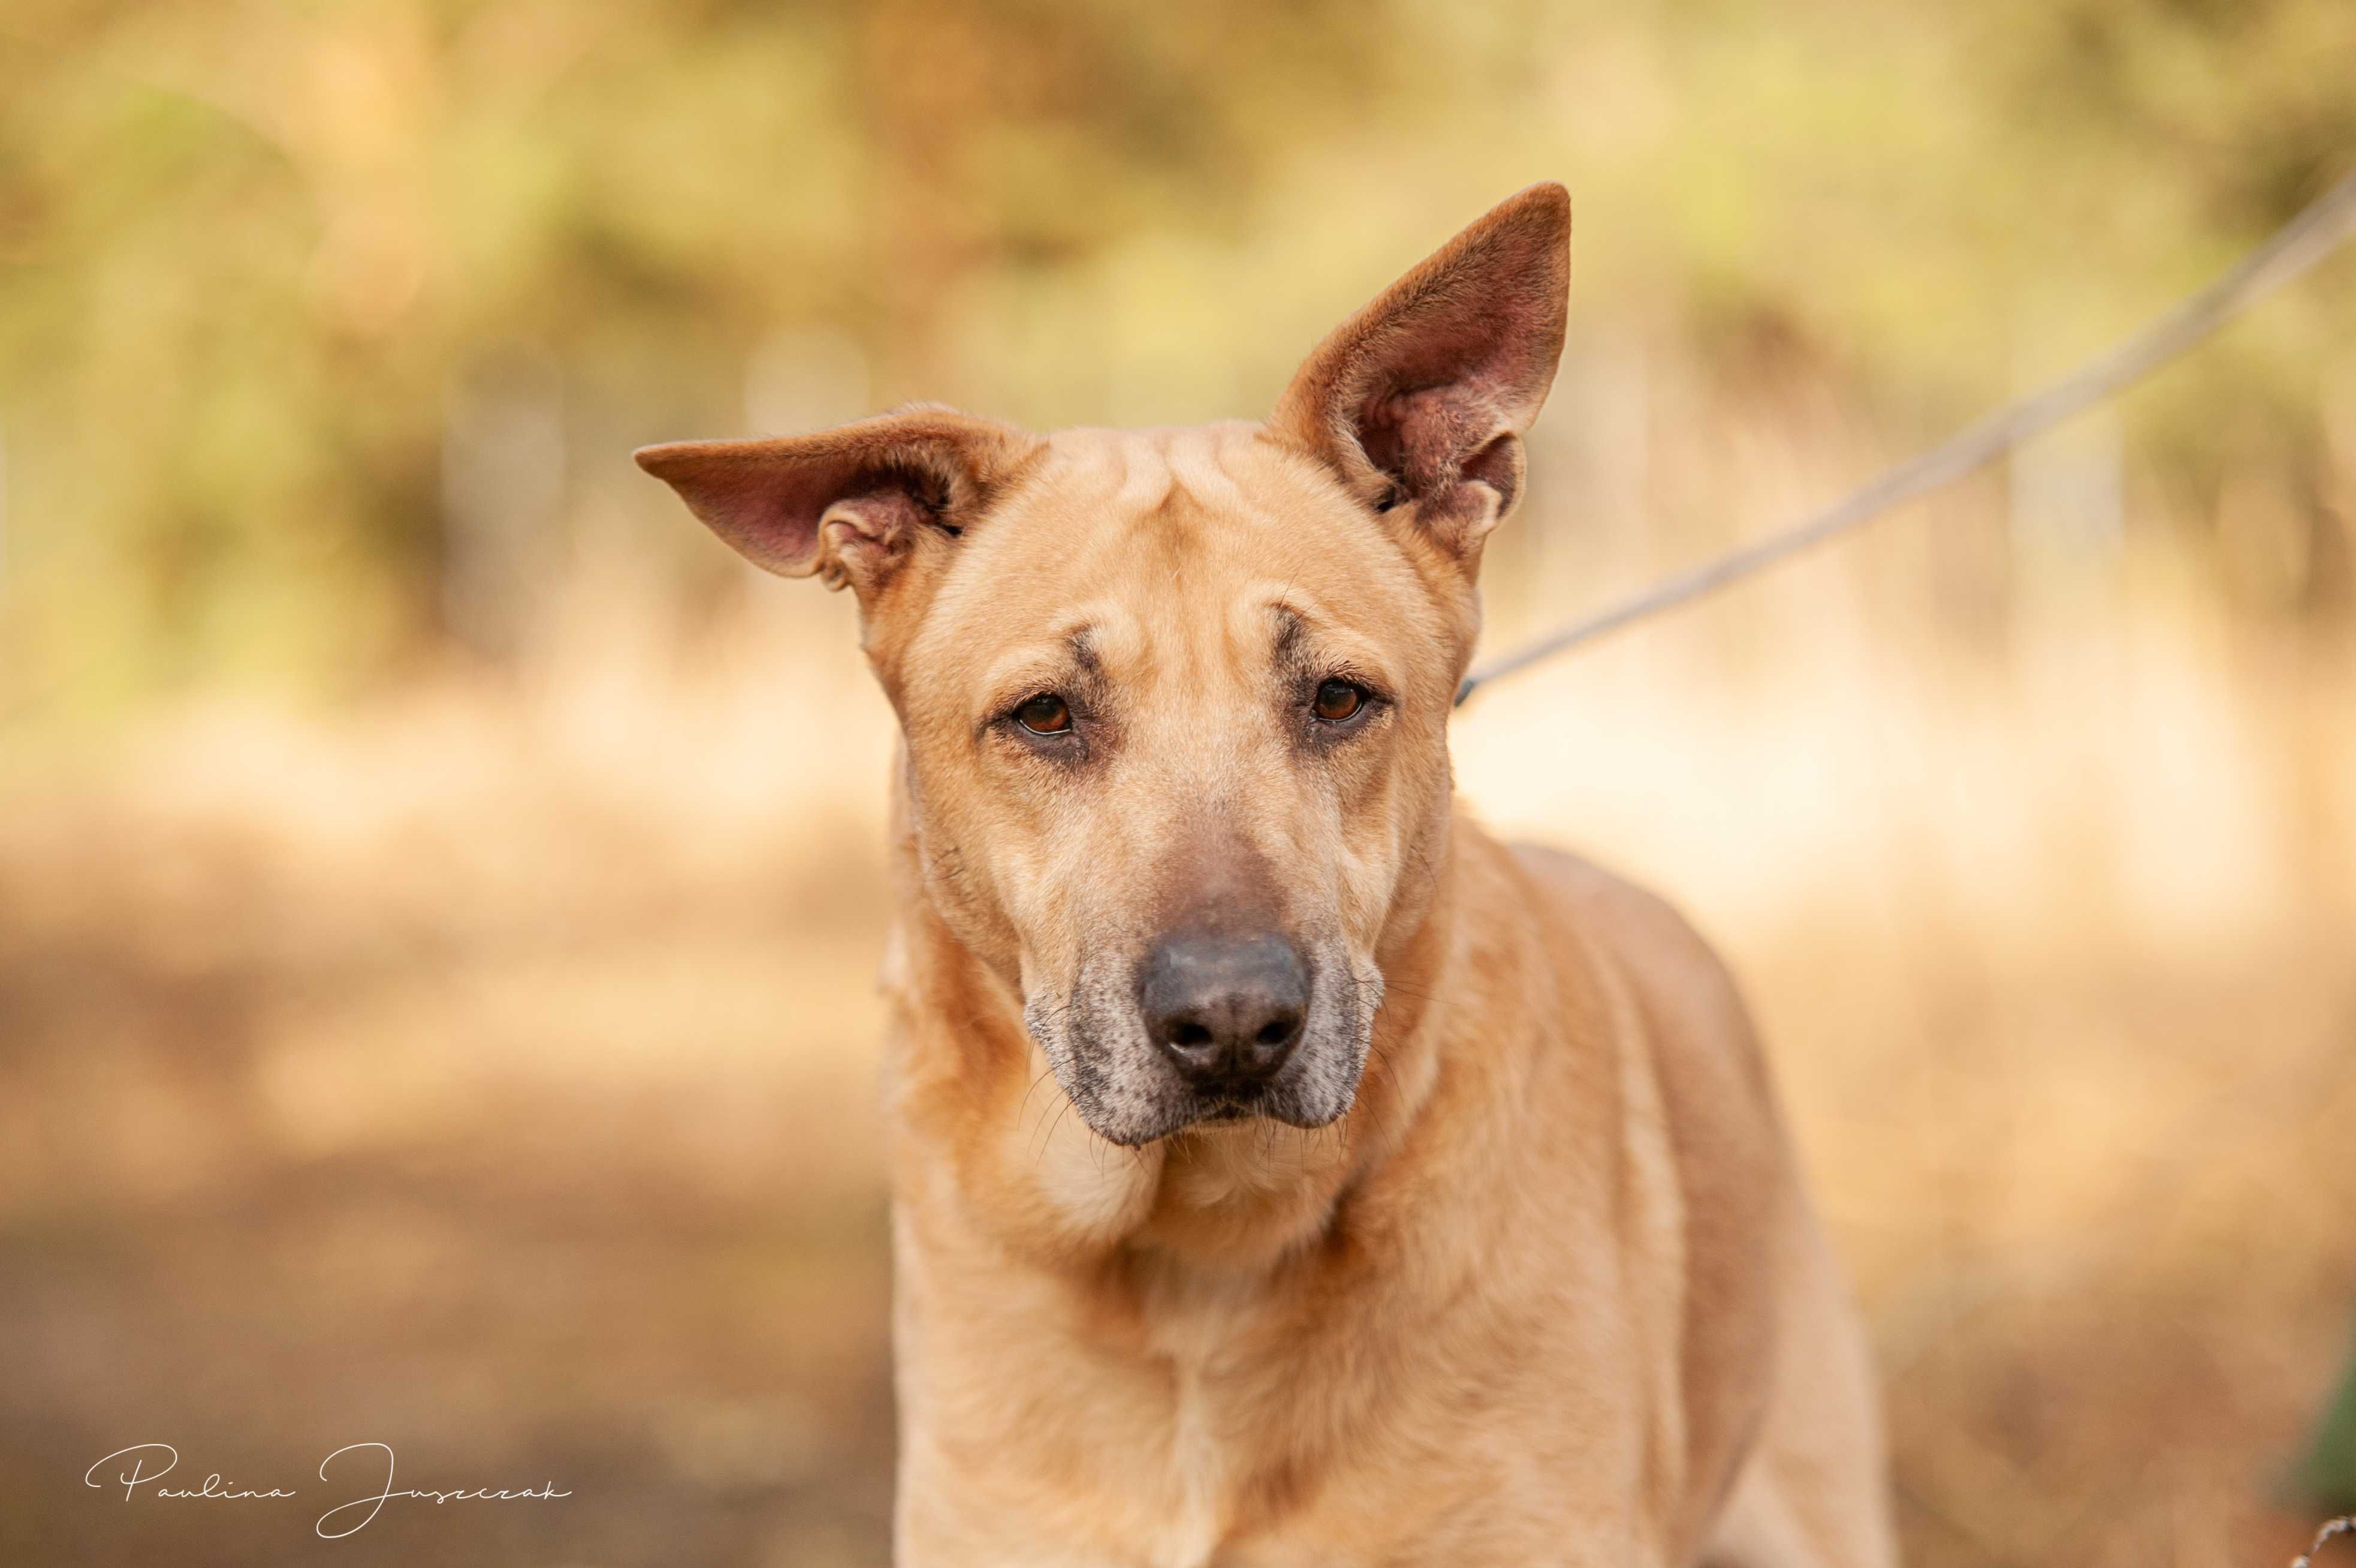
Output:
(1024, 926), (1378, 1146)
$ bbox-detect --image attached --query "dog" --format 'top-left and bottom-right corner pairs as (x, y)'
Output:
(637, 183), (1898, 1567)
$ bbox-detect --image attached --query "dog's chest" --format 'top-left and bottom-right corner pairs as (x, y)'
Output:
(1124, 1273), (1282, 1568)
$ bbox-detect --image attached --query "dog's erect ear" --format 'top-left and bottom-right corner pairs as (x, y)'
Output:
(634, 407), (1040, 597)
(1271, 183), (1570, 562)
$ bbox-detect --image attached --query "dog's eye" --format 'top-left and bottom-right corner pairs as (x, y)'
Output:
(1015, 693), (1073, 735)
(1312, 680), (1366, 723)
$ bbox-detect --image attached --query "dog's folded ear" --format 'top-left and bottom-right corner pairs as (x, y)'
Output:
(1271, 183), (1570, 563)
(635, 407), (1040, 596)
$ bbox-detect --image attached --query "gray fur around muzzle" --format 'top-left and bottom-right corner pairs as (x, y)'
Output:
(1021, 936), (1383, 1147)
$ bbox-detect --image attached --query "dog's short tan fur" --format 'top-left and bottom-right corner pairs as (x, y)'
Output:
(640, 185), (1898, 1567)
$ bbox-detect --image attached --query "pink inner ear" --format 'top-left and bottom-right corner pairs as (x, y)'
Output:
(1274, 183), (1568, 536)
(1363, 378), (1516, 501)
(1355, 255), (1564, 499)
(816, 487), (936, 586)
(636, 410), (1034, 584)
(1459, 434), (1520, 514)
(635, 442), (846, 576)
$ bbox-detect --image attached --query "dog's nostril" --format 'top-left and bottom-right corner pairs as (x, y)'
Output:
(1173, 1021), (1214, 1048)
(1255, 1017), (1298, 1047)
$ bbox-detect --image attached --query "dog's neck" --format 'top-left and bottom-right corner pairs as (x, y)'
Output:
(876, 776), (1462, 1281)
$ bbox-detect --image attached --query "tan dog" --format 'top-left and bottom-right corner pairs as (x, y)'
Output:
(638, 185), (1898, 1567)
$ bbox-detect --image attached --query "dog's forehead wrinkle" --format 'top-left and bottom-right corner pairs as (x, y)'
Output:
(1166, 425), (1256, 512)
(1117, 444), (1174, 517)
(951, 425), (1439, 688)
(1043, 425), (1185, 515)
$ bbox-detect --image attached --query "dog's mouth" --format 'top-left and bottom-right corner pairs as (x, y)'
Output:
(1130, 1065), (1351, 1143)
(1190, 1086), (1269, 1125)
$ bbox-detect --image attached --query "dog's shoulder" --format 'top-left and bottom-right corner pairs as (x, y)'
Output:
(1503, 840), (1772, 1101)
(1502, 839), (1788, 1530)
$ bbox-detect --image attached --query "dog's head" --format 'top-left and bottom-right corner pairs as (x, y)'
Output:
(640, 186), (1568, 1147)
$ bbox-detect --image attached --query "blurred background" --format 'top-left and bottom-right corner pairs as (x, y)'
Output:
(3, 1), (2354, 1564)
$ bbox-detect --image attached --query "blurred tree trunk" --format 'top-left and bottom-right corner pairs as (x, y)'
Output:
(2303, 1338), (2356, 1509)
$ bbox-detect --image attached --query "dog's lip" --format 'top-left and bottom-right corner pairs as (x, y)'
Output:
(1179, 1085), (1283, 1131)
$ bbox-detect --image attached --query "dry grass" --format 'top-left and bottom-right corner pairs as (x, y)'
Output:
(4, 461), (2353, 1565)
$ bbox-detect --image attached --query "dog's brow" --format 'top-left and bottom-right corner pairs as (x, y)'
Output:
(1257, 590), (1334, 656)
(972, 619), (1112, 735)
(1252, 589), (1399, 693)
(1259, 583), (1336, 627)
(1270, 605), (1306, 664)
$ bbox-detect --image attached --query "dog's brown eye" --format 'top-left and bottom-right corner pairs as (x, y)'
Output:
(1313, 680), (1365, 723)
(1015, 693), (1072, 735)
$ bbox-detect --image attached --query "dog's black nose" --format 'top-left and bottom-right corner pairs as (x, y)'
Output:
(1140, 931), (1310, 1091)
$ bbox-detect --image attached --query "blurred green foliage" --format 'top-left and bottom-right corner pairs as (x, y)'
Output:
(1, 0), (2351, 711)
(2307, 1341), (2356, 1510)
